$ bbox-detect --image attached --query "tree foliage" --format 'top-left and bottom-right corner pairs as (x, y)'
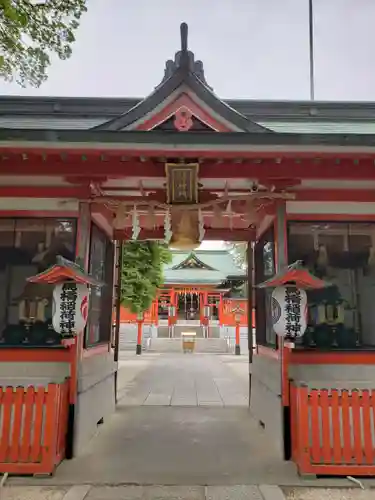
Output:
(0, 0), (87, 87)
(120, 242), (172, 315)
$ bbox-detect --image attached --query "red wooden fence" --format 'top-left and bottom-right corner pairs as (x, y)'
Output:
(0, 380), (69, 475)
(291, 383), (375, 476)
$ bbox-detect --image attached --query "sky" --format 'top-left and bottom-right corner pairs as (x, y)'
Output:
(0, 0), (374, 100)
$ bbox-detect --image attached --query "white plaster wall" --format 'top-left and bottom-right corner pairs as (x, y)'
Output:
(250, 354), (284, 459)
(289, 363), (375, 389)
(0, 361), (70, 386)
(74, 352), (117, 454)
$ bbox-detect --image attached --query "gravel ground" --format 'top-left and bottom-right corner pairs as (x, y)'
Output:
(284, 488), (375, 500)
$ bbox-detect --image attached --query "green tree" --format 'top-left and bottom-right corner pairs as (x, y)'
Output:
(0, 0), (87, 87)
(121, 242), (172, 315)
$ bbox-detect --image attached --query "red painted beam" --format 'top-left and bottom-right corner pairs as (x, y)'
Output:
(294, 189), (375, 202)
(1, 157), (375, 180)
(200, 159), (375, 180)
(1, 146), (375, 160)
(114, 228), (256, 241)
(0, 185), (91, 198)
(0, 158), (163, 177)
(0, 185), (372, 204)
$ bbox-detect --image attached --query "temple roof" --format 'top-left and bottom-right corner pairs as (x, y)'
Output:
(93, 23), (269, 133)
(1, 97), (375, 134)
(163, 250), (245, 285)
(0, 25), (374, 138)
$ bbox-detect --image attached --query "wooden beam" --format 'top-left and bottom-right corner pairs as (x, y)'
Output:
(2, 146), (375, 161)
(0, 185), (91, 198)
(0, 185), (373, 204)
(1, 156), (375, 180)
(0, 157), (163, 177)
(294, 189), (375, 202)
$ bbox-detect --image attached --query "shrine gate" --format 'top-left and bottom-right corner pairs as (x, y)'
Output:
(0, 22), (375, 477)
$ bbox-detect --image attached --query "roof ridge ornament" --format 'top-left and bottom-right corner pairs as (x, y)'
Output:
(158, 22), (211, 89)
(181, 22), (188, 52)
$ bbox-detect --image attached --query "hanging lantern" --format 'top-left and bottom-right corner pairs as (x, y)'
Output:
(271, 286), (307, 339)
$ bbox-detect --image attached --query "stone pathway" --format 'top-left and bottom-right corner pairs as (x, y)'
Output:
(117, 353), (250, 407)
(3, 485), (374, 500)
(284, 488), (375, 499)
(0, 485), (286, 500)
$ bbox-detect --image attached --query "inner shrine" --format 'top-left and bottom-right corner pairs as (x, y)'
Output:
(119, 248), (248, 342)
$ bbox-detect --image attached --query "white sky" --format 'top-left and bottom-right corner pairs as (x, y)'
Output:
(198, 241), (226, 250)
(0, 0), (374, 100)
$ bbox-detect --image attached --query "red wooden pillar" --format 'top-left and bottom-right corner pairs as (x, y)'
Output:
(154, 298), (159, 326)
(199, 291), (203, 325)
(170, 288), (176, 307)
(202, 291), (209, 337)
(136, 313), (143, 355)
(168, 288), (176, 337)
(235, 321), (241, 355)
(219, 295), (223, 326)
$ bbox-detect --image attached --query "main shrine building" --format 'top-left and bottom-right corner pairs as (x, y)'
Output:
(119, 248), (248, 347)
(2, 22), (375, 478)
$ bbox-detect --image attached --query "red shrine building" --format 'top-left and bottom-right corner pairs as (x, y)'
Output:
(118, 248), (250, 352)
(1, 22), (375, 476)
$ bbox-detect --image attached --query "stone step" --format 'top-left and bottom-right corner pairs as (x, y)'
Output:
(148, 337), (228, 353)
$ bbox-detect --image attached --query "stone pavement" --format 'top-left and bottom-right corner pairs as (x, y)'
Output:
(117, 353), (250, 407)
(0, 484), (283, 500)
(2, 484), (374, 500)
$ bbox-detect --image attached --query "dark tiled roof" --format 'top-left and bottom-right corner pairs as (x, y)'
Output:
(163, 250), (245, 285)
(93, 23), (270, 133)
(1, 127), (375, 148)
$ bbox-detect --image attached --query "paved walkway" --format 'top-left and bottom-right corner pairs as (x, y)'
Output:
(117, 353), (250, 407)
(25, 353), (295, 486)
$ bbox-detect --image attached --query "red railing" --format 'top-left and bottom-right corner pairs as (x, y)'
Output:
(291, 384), (375, 476)
(0, 380), (69, 475)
